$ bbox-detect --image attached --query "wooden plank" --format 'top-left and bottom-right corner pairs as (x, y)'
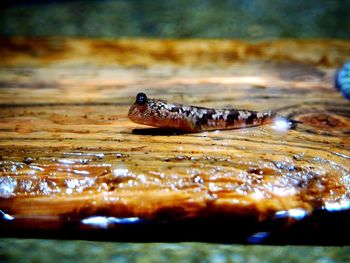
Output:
(0, 38), (349, 244)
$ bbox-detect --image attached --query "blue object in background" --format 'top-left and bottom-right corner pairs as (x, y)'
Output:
(335, 60), (350, 99)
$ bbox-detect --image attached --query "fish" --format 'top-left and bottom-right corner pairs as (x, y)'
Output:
(128, 92), (277, 132)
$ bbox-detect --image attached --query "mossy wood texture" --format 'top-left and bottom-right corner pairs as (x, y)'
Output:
(0, 38), (349, 243)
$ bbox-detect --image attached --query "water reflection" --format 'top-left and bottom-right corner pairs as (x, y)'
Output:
(247, 232), (270, 244)
(0, 209), (14, 221)
(81, 216), (141, 229)
(275, 208), (308, 220)
(0, 176), (17, 198)
(324, 200), (350, 212)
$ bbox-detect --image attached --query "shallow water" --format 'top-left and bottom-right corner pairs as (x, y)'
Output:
(1, 239), (350, 263)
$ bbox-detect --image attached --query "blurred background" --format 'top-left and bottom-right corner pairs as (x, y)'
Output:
(0, 0), (349, 39)
(1, 0), (350, 262)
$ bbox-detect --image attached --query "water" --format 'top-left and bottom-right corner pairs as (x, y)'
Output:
(1, 239), (350, 263)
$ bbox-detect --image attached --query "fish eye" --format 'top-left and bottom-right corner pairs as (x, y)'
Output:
(136, 92), (147, 106)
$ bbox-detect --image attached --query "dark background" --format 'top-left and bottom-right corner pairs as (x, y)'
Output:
(1, 0), (350, 39)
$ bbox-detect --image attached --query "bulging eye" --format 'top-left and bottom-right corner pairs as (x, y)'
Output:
(136, 92), (147, 106)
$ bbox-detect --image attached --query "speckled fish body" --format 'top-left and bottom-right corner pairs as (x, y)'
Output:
(335, 60), (350, 100)
(128, 93), (275, 132)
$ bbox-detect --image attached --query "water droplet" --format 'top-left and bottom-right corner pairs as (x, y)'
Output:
(58, 159), (75, 165)
(113, 168), (129, 177)
(0, 176), (17, 198)
(272, 117), (292, 132)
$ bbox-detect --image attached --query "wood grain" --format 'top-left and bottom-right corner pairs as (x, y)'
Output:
(0, 38), (349, 244)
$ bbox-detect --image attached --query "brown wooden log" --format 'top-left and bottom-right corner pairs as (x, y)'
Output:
(0, 38), (349, 244)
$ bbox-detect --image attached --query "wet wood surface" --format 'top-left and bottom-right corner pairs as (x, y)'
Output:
(0, 38), (350, 244)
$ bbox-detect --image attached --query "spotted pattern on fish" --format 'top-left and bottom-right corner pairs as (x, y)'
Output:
(128, 92), (276, 132)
